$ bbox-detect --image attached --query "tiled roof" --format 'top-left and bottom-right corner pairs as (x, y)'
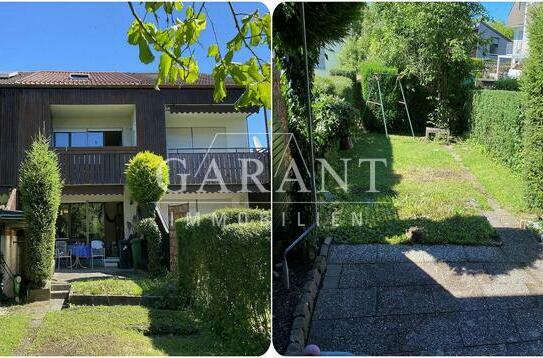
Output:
(0, 71), (236, 88)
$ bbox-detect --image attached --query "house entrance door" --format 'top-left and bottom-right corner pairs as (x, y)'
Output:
(168, 204), (189, 271)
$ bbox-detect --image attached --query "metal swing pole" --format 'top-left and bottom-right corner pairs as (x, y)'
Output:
(398, 78), (415, 138)
(376, 76), (389, 138)
(282, 2), (319, 289)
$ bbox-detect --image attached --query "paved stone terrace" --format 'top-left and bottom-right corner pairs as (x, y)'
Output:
(308, 227), (543, 355)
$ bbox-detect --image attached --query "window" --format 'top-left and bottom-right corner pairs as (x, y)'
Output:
(489, 38), (499, 55)
(104, 131), (123, 146)
(54, 132), (70, 147)
(53, 130), (123, 147)
(69, 73), (90, 80)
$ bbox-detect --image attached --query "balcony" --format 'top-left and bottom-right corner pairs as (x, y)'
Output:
(56, 147), (270, 187)
(167, 148), (270, 187)
(56, 147), (138, 185)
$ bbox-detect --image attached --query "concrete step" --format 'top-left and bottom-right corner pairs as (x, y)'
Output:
(51, 290), (70, 300)
(49, 298), (66, 311)
(51, 283), (70, 292)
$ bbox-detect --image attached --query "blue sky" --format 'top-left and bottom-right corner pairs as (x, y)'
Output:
(0, 2), (270, 148)
(484, 2), (514, 23)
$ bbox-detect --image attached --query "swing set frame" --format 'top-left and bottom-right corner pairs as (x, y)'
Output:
(363, 73), (415, 138)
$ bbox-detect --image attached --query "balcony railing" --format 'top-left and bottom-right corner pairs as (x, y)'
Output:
(56, 147), (270, 187)
(56, 147), (138, 185)
(167, 148), (270, 186)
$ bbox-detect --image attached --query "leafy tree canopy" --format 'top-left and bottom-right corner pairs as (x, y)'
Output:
(127, 2), (271, 109)
(348, 2), (487, 130)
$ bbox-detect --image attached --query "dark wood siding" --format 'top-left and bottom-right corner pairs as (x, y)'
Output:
(0, 86), (245, 188)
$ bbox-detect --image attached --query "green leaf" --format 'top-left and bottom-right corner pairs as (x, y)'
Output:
(250, 22), (261, 46)
(207, 44), (220, 61)
(257, 81), (271, 109)
(158, 53), (173, 84)
(213, 78), (227, 102)
(127, 22), (141, 45)
(138, 39), (155, 64)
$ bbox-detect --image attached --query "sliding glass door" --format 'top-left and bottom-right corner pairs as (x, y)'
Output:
(56, 203), (104, 243)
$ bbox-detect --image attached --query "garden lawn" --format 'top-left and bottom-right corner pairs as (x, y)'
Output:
(70, 275), (172, 296)
(0, 312), (30, 355)
(26, 305), (247, 356)
(320, 134), (498, 245)
(455, 143), (541, 217)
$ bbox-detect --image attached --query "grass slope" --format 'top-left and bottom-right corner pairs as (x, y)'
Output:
(70, 275), (171, 296)
(27, 305), (249, 356)
(0, 312), (30, 356)
(320, 134), (497, 245)
(455, 143), (540, 217)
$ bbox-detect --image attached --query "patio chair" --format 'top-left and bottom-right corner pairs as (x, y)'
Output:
(91, 240), (106, 269)
(54, 240), (72, 270)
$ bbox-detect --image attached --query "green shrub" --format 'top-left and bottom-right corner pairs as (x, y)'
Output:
(176, 208), (270, 352)
(125, 151), (169, 207)
(135, 218), (163, 275)
(19, 135), (63, 288)
(359, 61), (401, 131)
(329, 67), (357, 82)
(312, 94), (360, 155)
(468, 90), (525, 171)
(313, 75), (355, 105)
(493, 77), (520, 91)
(521, 4), (543, 209)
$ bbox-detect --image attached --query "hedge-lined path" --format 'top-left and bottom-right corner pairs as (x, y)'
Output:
(307, 144), (542, 355)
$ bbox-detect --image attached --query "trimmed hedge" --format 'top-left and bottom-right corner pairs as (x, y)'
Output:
(19, 135), (63, 288)
(468, 90), (525, 171)
(359, 61), (401, 131)
(493, 77), (520, 91)
(329, 67), (357, 82)
(313, 75), (355, 105)
(521, 4), (543, 210)
(176, 208), (270, 351)
(134, 218), (162, 275)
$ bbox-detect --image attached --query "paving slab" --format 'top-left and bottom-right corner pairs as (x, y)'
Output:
(509, 308), (543, 341)
(376, 285), (436, 315)
(328, 244), (378, 264)
(458, 310), (521, 346)
(399, 313), (464, 353)
(338, 263), (394, 288)
(312, 288), (377, 320)
(309, 242), (543, 355)
(505, 339), (543, 355)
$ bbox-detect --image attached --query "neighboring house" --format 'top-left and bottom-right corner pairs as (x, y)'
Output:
(315, 42), (343, 76)
(497, 1), (534, 76)
(473, 22), (512, 60)
(0, 71), (270, 271)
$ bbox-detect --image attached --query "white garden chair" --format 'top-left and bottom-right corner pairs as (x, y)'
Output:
(54, 240), (72, 270)
(91, 240), (106, 269)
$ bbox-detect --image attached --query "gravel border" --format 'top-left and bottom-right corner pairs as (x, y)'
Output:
(286, 237), (332, 355)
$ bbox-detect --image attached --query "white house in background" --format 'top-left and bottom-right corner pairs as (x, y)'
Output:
(474, 22), (512, 59)
(497, 1), (535, 77)
(315, 42), (343, 76)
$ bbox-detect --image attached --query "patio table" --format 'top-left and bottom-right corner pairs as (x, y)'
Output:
(68, 243), (91, 269)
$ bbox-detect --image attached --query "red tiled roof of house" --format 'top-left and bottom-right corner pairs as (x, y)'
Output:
(0, 71), (236, 88)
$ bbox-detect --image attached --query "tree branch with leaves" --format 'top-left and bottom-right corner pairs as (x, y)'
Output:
(127, 1), (271, 109)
